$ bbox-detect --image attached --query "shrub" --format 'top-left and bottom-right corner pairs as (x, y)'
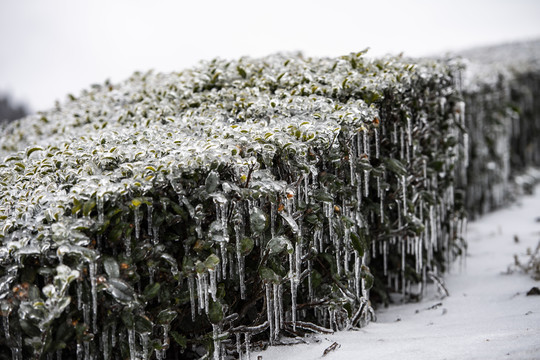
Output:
(0, 45), (538, 359)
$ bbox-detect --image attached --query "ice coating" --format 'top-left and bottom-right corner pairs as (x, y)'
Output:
(1, 43), (540, 358)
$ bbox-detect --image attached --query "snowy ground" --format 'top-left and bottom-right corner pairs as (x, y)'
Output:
(255, 188), (540, 360)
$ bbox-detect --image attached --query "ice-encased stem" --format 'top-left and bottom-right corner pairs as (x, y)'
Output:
(128, 327), (137, 360)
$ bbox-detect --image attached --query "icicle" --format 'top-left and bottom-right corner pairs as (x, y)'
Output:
(89, 262), (98, 334)
(97, 194), (104, 224)
(152, 225), (159, 245)
(159, 324), (170, 360)
(401, 175), (407, 217)
(400, 127), (405, 160)
(374, 128), (380, 158)
(380, 193), (384, 223)
(364, 170), (369, 197)
(289, 252), (297, 330)
(463, 133), (469, 168)
(141, 332), (150, 360)
(244, 332), (251, 360)
(3, 312), (10, 345)
(217, 201), (229, 242)
(265, 284), (274, 344)
(128, 328), (137, 360)
(361, 253), (369, 299)
(307, 259), (313, 300)
(356, 173), (362, 208)
(134, 207), (141, 241)
(204, 273), (210, 313)
(102, 326), (109, 360)
(196, 273), (204, 311)
(84, 339), (90, 360)
(220, 242), (227, 280)
(56, 350), (62, 360)
(236, 333), (243, 360)
(209, 269), (217, 301)
(270, 202), (276, 238)
(406, 115), (412, 146)
(304, 175), (309, 203)
(354, 253), (361, 298)
(188, 275), (196, 320)
(430, 205), (436, 250)
(235, 225), (246, 299)
(76, 343), (83, 360)
(212, 324), (221, 360)
(147, 203), (153, 237)
(383, 241), (388, 276)
(273, 283), (281, 338)
(363, 129), (369, 158)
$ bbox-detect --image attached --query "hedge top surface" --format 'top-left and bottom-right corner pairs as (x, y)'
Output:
(0, 52), (452, 240)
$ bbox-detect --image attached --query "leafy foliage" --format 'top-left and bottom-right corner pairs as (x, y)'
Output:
(0, 47), (539, 359)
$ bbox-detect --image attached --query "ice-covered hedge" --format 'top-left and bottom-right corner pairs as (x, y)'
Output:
(0, 45), (538, 359)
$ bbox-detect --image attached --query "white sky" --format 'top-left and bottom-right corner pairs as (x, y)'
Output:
(1, 0), (539, 111)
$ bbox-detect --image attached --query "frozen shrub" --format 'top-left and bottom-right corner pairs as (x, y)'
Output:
(0, 43), (539, 359)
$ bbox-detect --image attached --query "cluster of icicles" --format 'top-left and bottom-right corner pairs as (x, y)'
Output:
(5, 45), (540, 359)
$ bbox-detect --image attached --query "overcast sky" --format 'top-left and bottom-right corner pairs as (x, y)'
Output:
(1, 0), (539, 112)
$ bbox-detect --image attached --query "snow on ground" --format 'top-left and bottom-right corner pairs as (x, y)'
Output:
(255, 188), (540, 360)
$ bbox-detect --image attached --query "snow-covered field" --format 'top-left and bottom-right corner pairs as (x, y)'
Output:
(255, 188), (540, 360)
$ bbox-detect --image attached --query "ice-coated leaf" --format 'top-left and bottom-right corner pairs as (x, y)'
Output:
(240, 237), (254, 255)
(156, 309), (178, 325)
(384, 157), (407, 176)
(103, 256), (120, 278)
(204, 253), (220, 270)
(135, 314), (154, 334)
(313, 189), (333, 203)
(250, 207), (267, 233)
(107, 278), (136, 304)
(280, 212), (299, 234)
(205, 170), (220, 193)
(266, 236), (293, 255)
(259, 267), (282, 284)
(350, 230), (368, 257)
(83, 200), (96, 217)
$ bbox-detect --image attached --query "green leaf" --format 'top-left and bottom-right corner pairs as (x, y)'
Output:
(131, 198), (143, 208)
(170, 331), (187, 348)
(208, 298), (223, 324)
(313, 189), (333, 203)
(240, 237), (254, 255)
(237, 66), (247, 79)
(143, 282), (161, 300)
(135, 315), (153, 334)
(350, 230), (368, 257)
(83, 200), (96, 217)
(384, 158), (407, 176)
(26, 146), (44, 157)
(204, 254), (220, 270)
(156, 309), (178, 325)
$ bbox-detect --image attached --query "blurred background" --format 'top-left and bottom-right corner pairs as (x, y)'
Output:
(1, 0), (539, 115)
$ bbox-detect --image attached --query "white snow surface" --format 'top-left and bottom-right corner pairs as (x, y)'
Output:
(256, 188), (540, 360)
